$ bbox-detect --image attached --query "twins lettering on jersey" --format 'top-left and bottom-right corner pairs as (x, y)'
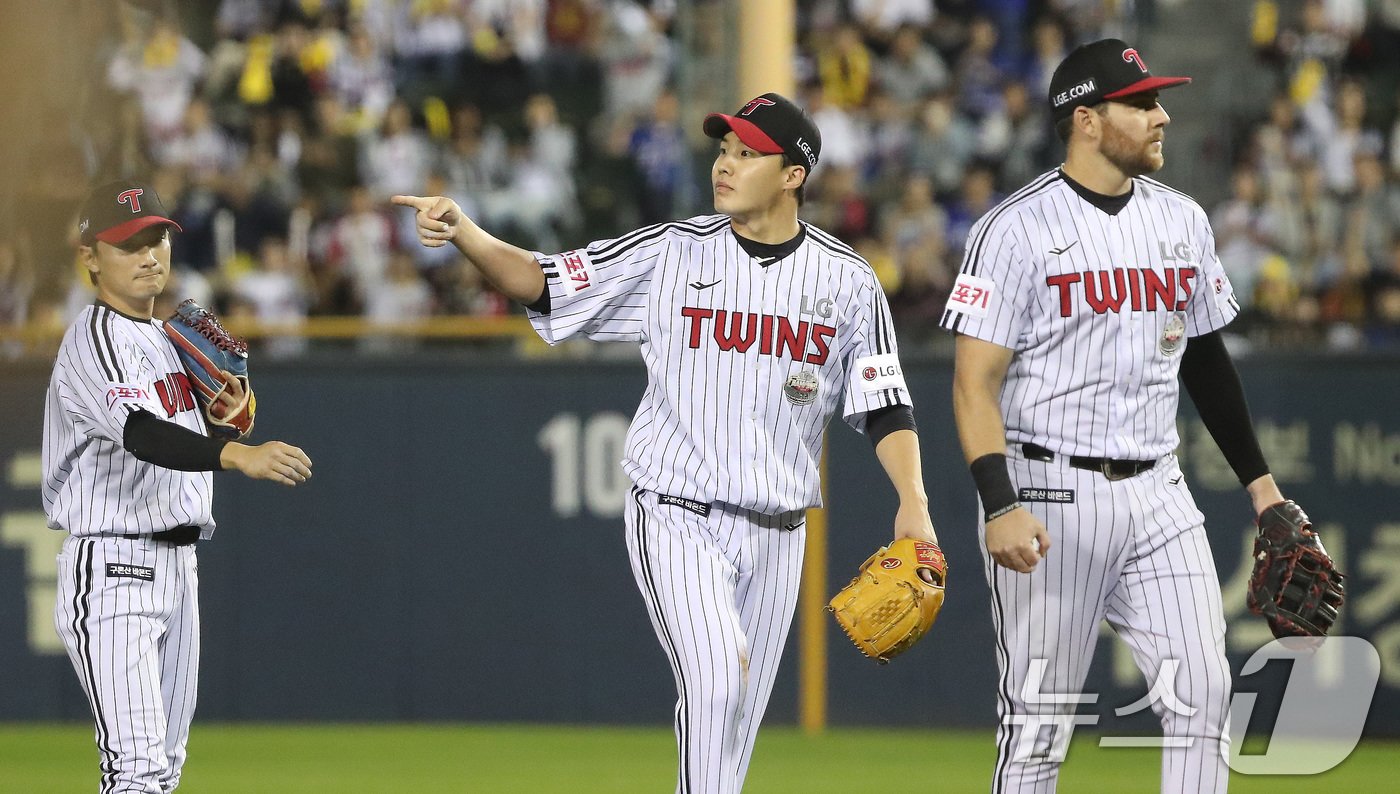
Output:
(1047, 266), (1196, 316)
(153, 372), (198, 417)
(680, 307), (836, 364)
(106, 371), (198, 419)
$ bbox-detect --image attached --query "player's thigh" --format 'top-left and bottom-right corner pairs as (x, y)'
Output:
(1111, 459), (1226, 653)
(625, 489), (742, 639)
(1105, 526), (1230, 726)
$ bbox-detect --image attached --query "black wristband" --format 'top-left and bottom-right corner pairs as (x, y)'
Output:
(970, 453), (1019, 521)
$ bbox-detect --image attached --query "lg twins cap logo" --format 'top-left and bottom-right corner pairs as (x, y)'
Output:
(117, 188), (144, 213)
(558, 250), (592, 296)
(740, 97), (776, 116)
(1122, 48), (1148, 72)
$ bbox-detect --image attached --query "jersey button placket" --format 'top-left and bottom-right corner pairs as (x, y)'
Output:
(1109, 222), (1133, 454)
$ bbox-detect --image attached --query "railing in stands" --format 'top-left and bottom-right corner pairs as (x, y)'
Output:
(0, 315), (541, 355)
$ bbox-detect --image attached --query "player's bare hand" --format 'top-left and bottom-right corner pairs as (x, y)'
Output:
(209, 370), (247, 418)
(986, 508), (1051, 573)
(392, 194), (465, 248)
(893, 501), (940, 583)
(893, 501), (939, 545)
(220, 441), (313, 486)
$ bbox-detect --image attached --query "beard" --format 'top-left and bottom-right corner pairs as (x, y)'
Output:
(1100, 117), (1164, 176)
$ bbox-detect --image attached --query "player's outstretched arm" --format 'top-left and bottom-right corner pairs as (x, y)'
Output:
(873, 428), (938, 545)
(952, 335), (1051, 573)
(219, 441), (312, 487)
(391, 194), (545, 304)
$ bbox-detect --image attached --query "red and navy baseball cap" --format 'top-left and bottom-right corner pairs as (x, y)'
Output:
(703, 92), (822, 174)
(1048, 39), (1191, 121)
(79, 179), (182, 246)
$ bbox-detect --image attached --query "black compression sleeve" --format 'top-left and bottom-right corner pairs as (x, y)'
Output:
(123, 410), (228, 472)
(1179, 330), (1270, 485)
(866, 404), (917, 447)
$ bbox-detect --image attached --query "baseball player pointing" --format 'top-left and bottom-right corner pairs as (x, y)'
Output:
(44, 180), (312, 792)
(399, 92), (938, 793)
(942, 40), (1291, 792)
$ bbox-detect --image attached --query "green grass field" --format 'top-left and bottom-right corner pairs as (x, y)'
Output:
(1, 723), (1394, 792)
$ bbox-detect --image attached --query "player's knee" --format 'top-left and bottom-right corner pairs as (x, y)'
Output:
(1161, 655), (1231, 737)
(689, 664), (747, 721)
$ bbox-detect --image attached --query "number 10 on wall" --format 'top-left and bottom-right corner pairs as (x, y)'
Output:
(537, 412), (631, 519)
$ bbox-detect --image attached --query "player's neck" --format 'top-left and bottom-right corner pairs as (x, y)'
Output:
(97, 289), (156, 321)
(726, 206), (801, 245)
(1060, 151), (1133, 197)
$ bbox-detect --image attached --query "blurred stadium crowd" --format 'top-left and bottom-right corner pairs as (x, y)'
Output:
(1, 0), (1398, 353)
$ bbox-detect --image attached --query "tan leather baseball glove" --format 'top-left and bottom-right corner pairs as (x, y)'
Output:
(828, 538), (947, 663)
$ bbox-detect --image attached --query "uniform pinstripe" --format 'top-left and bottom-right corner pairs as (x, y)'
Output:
(44, 303), (211, 793)
(942, 170), (1237, 792)
(532, 214), (911, 792)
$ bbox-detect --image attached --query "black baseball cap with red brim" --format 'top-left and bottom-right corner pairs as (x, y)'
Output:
(79, 179), (182, 246)
(703, 92), (822, 174)
(1048, 38), (1191, 121)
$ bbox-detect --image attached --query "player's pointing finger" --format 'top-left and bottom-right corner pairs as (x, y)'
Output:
(390, 195), (430, 210)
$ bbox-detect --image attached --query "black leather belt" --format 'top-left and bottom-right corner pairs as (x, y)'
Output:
(128, 526), (201, 546)
(1022, 443), (1157, 481)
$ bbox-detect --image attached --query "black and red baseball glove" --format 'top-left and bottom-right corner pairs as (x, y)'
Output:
(1247, 500), (1346, 638)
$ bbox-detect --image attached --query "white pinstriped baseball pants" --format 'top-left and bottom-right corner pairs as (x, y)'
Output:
(983, 449), (1231, 794)
(54, 535), (200, 794)
(625, 487), (806, 794)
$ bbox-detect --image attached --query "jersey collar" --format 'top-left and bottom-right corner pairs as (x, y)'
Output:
(95, 299), (154, 324)
(1058, 168), (1134, 216)
(732, 223), (807, 267)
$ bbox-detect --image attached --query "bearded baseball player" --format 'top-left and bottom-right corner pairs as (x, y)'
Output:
(942, 40), (1297, 792)
(44, 180), (312, 792)
(398, 92), (939, 793)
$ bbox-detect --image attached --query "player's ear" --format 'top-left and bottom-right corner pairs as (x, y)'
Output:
(785, 164), (808, 192)
(1073, 104), (1105, 142)
(79, 244), (100, 285)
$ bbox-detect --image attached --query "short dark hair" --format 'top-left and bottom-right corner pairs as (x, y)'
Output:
(781, 154), (808, 205)
(1055, 101), (1111, 143)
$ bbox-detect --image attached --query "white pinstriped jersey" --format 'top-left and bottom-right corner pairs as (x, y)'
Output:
(43, 303), (216, 538)
(940, 170), (1240, 460)
(530, 214), (911, 514)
